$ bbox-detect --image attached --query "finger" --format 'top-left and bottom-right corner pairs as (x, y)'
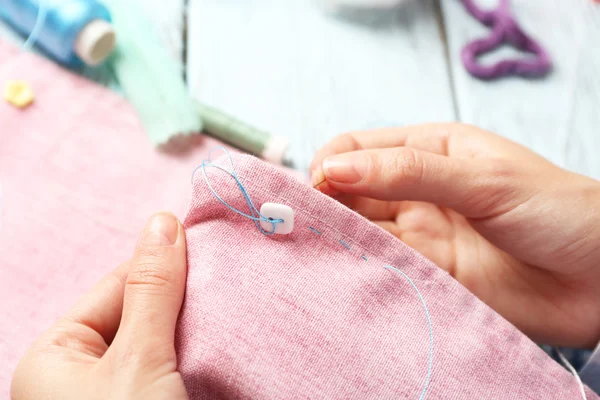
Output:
(113, 212), (187, 359)
(321, 147), (534, 219)
(311, 123), (469, 193)
(310, 123), (469, 175)
(309, 123), (544, 182)
(61, 261), (129, 345)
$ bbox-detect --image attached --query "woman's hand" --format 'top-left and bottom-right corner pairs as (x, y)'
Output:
(311, 123), (600, 348)
(11, 213), (189, 400)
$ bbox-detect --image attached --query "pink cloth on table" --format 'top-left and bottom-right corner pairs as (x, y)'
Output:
(0, 39), (230, 394)
(178, 153), (598, 399)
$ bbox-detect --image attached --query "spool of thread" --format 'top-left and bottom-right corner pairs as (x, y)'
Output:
(196, 102), (291, 166)
(0, 0), (116, 67)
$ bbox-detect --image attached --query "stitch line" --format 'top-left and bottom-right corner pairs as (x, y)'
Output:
(243, 182), (442, 285)
(194, 159), (444, 286)
(240, 181), (384, 252)
(199, 169), (363, 250)
(308, 227), (322, 235)
(361, 255), (368, 261)
(340, 239), (351, 250)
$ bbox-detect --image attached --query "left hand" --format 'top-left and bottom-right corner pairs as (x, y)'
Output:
(310, 124), (600, 348)
(11, 212), (189, 400)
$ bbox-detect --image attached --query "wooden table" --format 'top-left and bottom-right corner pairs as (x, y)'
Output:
(2, 0), (599, 179)
(186, 0), (600, 179)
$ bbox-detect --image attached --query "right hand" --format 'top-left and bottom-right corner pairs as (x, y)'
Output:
(310, 123), (600, 348)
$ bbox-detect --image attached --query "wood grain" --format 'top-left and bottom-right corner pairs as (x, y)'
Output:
(187, 0), (455, 170)
(442, 0), (600, 179)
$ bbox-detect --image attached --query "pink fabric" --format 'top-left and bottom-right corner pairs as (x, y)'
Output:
(179, 153), (598, 399)
(0, 39), (229, 394)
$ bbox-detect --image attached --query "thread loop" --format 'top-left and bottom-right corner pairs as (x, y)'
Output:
(192, 147), (283, 235)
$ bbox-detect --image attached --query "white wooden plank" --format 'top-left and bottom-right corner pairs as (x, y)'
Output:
(442, 0), (600, 180)
(188, 0), (455, 171)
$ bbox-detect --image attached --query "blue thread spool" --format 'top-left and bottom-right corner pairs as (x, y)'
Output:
(0, 0), (115, 67)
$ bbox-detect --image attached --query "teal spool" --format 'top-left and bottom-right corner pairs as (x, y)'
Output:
(0, 0), (112, 67)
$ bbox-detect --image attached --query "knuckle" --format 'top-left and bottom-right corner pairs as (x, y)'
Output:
(484, 158), (525, 194)
(387, 148), (425, 186)
(433, 122), (488, 142)
(469, 159), (527, 218)
(110, 339), (148, 372)
(444, 122), (481, 135)
(126, 257), (175, 291)
(113, 341), (177, 373)
(486, 158), (519, 179)
(336, 132), (364, 151)
(447, 121), (473, 132)
(44, 321), (99, 355)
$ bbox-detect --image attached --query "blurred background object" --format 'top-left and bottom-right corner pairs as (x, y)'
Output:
(0, 0), (115, 67)
(4, 0), (598, 176)
(188, 0), (600, 177)
(460, 0), (552, 80)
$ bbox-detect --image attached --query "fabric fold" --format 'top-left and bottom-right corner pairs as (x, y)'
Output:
(178, 152), (596, 399)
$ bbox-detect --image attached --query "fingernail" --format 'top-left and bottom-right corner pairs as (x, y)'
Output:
(142, 213), (179, 246)
(323, 153), (370, 184)
(311, 168), (325, 188)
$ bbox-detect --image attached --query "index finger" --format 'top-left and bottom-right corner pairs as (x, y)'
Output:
(60, 261), (129, 346)
(310, 123), (465, 175)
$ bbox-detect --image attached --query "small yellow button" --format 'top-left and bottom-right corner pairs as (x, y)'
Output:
(3, 80), (35, 108)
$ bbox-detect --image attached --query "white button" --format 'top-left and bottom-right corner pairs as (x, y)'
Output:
(260, 203), (294, 234)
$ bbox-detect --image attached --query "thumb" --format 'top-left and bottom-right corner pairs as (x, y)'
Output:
(112, 212), (187, 362)
(321, 147), (532, 219)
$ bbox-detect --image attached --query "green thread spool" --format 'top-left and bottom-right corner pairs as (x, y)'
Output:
(197, 102), (290, 166)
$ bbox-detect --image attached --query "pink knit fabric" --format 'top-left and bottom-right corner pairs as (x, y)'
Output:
(0, 39), (228, 394)
(179, 153), (598, 399)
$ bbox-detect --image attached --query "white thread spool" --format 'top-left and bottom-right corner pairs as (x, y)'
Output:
(73, 19), (116, 66)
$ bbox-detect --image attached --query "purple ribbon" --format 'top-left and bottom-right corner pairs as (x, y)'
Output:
(461, 0), (552, 80)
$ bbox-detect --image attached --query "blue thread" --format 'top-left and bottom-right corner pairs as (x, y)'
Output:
(384, 266), (433, 400)
(191, 147), (283, 235)
(308, 227), (322, 235)
(361, 255), (368, 261)
(340, 239), (351, 250)
(22, 0), (47, 51)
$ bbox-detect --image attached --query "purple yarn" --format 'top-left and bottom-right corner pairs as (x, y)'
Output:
(461, 0), (551, 80)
